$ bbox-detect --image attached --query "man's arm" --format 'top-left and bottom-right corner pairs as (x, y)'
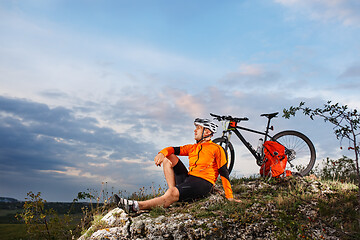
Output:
(155, 145), (191, 166)
(159, 145), (194, 157)
(215, 144), (242, 202)
(218, 165), (234, 199)
(218, 165), (241, 202)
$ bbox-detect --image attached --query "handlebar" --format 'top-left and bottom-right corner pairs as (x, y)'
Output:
(210, 113), (249, 122)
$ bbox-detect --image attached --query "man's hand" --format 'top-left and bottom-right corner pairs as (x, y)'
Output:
(154, 153), (165, 167)
(228, 198), (242, 203)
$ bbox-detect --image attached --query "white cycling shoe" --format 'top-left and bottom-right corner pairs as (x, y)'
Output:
(113, 194), (139, 214)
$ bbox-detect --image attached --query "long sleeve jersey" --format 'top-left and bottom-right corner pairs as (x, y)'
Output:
(159, 140), (234, 199)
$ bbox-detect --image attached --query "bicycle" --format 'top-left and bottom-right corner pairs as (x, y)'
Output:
(210, 112), (316, 176)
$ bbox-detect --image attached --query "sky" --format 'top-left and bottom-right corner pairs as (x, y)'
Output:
(1, 0), (360, 202)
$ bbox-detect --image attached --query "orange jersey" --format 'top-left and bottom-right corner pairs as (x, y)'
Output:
(160, 140), (233, 199)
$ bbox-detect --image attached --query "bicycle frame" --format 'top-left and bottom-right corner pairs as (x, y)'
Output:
(212, 112), (316, 176)
(221, 117), (275, 162)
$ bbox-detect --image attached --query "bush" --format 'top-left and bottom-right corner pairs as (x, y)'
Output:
(16, 192), (73, 240)
(317, 156), (357, 183)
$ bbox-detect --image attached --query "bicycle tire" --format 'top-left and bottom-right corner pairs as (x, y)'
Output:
(272, 130), (316, 176)
(213, 137), (235, 174)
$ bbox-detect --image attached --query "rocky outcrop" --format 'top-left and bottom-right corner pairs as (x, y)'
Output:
(79, 205), (277, 239)
(78, 196), (279, 239)
(79, 177), (352, 240)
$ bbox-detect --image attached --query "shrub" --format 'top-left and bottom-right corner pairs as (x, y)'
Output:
(318, 156), (357, 182)
(16, 192), (73, 240)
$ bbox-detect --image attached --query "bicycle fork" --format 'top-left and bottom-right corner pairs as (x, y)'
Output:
(221, 131), (232, 156)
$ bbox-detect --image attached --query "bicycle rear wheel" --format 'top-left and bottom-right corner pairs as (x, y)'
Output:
(272, 130), (316, 176)
(213, 137), (235, 174)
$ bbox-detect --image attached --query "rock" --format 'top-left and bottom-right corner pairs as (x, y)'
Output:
(102, 208), (127, 226)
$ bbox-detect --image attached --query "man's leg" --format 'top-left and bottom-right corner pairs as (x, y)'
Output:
(138, 154), (180, 210)
(162, 154), (179, 188)
(138, 186), (179, 210)
(115, 154), (182, 212)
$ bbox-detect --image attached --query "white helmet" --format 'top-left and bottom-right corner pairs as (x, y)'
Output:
(194, 118), (218, 133)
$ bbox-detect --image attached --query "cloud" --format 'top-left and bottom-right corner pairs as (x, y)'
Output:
(0, 3), (220, 111)
(0, 96), (158, 201)
(39, 89), (70, 99)
(275, 0), (360, 26)
(174, 92), (206, 118)
(219, 64), (282, 90)
(338, 63), (360, 79)
(334, 64), (360, 93)
(38, 167), (105, 181)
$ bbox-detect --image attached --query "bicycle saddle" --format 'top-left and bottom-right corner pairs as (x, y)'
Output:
(260, 112), (279, 119)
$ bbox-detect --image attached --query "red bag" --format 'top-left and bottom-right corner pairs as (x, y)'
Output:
(260, 141), (291, 178)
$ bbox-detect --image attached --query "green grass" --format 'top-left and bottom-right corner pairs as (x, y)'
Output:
(0, 213), (85, 240)
(0, 209), (21, 217)
(149, 206), (167, 218)
(0, 224), (28, 240)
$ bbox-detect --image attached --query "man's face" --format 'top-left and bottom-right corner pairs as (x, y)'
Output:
(194, 125), (211, 141)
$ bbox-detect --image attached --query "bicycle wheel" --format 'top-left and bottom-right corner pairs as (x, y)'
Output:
(213, 137), (235, 174)
(272, 130), (316, 176)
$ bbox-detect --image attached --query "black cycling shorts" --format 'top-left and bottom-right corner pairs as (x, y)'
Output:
(173, 159), (213, 202)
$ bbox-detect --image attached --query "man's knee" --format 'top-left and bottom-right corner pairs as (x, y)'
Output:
(166, 187), (179, 202)
(166, 154), (179, 167)
(162, 158), (172, 169)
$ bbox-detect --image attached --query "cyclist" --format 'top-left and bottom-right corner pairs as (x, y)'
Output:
(114, 118), (241, 214)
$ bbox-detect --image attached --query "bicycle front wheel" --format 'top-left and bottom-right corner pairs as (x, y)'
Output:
(272, 130), (316, 176)
(213, 137), (235, 174)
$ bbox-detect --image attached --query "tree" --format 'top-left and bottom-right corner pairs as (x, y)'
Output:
(283, 101), (360, 206)
(16, 191), (73, 240)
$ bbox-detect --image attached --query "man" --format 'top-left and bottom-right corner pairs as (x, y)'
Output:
(114, 118), (240, 214)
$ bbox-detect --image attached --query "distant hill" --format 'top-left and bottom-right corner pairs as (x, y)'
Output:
(0, 197), (19, 203)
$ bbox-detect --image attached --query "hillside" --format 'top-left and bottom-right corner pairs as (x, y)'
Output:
(0, 197), (19, 203)
(79, 176), (359, 240)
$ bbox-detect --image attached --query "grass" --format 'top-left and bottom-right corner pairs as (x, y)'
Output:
(0, 209), (21, 217)
(143, 176), (360, 239)
(81, 213), (108, 238)
(0, 224), (28, 240)
(149, 206), (167, 218)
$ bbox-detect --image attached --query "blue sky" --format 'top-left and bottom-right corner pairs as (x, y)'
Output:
(1, 0), (360, 202)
